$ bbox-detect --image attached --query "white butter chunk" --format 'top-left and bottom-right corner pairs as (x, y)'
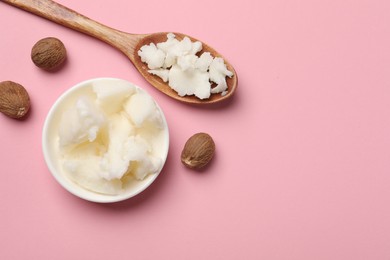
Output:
(138, 33), (233, 99)
(209, 57), (234, 92)
(125, 136), (161, 180)
(148, 69), (169, 82)
(177, 54), (198, 71)
(168, 64), (211, 99)
(157, 33), (180, 68)
(190, 41), (203, 55)
(124, 90), (158, 127)
(64, 158), (123, 195)
(59, 96), (106, 147)
(195, 52), (213, 72)
(132, 156), (162, 181)
(93, 79), (135, 114)
(171, 36), (193, 57)
(98, 113), (135, 181)
(61, 140), (123, 195)
(138, 43), (166, 69)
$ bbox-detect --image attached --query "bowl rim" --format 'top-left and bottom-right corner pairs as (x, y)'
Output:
(42, 77), (169, 203)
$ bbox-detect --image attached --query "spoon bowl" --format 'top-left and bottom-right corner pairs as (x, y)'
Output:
(2, 0), (237, 104)
(133, 32), (237, 104)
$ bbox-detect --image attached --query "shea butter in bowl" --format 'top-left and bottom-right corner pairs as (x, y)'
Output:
(42, 78), (169, 203)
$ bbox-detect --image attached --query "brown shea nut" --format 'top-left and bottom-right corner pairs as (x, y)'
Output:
(0, 81), (30, 119)
(181, 132), (215, 170)
(31, 37), (67, 70)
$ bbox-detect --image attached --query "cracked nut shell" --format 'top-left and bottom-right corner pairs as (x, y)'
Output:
(0, 81), (30, 119)
(181, 132), (215, 170)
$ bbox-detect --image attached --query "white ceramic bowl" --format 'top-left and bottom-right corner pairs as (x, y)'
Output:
(42, 78), (169, 203)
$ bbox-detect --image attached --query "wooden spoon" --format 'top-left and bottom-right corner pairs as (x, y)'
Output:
(1, 0), (238, 104)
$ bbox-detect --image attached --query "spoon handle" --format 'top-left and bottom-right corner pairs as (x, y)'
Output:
(1, 0), (140, 58)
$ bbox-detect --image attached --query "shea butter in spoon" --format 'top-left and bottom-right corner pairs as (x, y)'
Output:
(138, 33), (234, 100)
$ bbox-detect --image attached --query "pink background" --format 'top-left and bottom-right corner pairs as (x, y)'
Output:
(1, 0), (390, 259)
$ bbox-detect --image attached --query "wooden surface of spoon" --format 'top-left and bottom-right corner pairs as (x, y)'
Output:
(1, 0), (238, 104)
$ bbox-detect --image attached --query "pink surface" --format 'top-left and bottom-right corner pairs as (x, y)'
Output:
(1, 0), (390, 259)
